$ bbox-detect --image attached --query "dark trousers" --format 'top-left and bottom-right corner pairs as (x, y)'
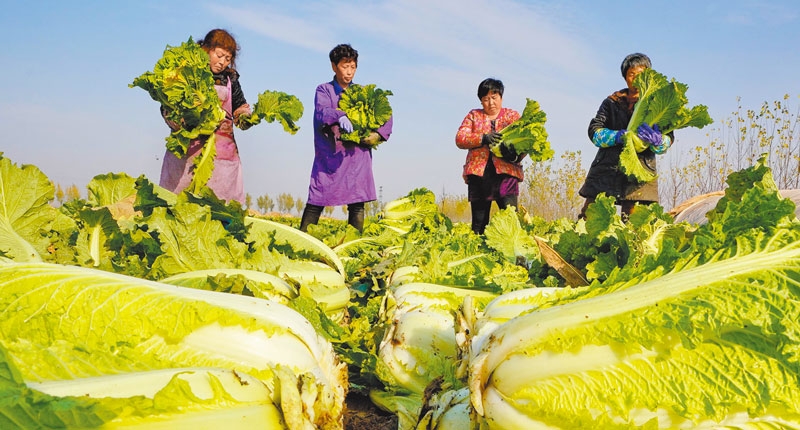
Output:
(300, 202), (365, 232)
(578, 197), (638, 221)
(470, 195), (518, 234)
(467, 160), (519, 234)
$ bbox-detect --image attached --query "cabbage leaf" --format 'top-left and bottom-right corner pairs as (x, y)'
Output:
(238, 89), (304, 134)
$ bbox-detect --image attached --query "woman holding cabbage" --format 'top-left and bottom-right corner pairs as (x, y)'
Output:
(159, 29), (253, 204)
(456, 78), (525, 235)
(299, 43), (393, 233)
(577, 53), (673, 220)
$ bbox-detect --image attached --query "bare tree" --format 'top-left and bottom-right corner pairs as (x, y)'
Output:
(661, 94), (800, 208)
(66, 184), (81, 202)
(519, 150), (586, 221)
(257, 194), (274, 213)
(277, 193), (295, 214)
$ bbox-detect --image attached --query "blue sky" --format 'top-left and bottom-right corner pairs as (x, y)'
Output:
(2, 1), (798, 211)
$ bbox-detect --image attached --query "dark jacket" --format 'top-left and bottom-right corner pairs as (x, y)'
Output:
(214, 70), (248, 114)
(578, 88), (673, 203)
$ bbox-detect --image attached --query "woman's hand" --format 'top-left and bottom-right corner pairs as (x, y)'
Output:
(360, 131), (381, 147)
(233, 104), (253, 130)
(160, 105), (182, 131)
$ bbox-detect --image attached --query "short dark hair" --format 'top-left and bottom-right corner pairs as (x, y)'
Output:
(478, 78), (504, 99)
(329, 44), (358, 66)
(621, 53), (651, 77)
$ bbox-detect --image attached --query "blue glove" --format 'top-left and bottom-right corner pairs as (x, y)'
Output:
(637, 123), (662, 146)
(338, 116), (353, 133)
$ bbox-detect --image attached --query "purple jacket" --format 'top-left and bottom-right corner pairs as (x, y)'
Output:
(306, 78), (393, 206)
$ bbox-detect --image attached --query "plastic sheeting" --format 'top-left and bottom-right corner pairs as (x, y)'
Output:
(670, 189), (800, 225)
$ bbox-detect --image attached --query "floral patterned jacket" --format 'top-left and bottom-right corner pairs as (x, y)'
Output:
(455, 107), (523, 183)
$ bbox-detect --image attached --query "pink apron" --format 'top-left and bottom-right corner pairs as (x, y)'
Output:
(159, 78), (245, 203)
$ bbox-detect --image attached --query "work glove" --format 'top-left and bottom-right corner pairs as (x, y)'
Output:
(360, 131), (382, 148)
(338, 115), (353, 133)
(637, 123), (662, 146)
(481, 132), (502, 147)
(499, 143), (520, 162)
(614, 129), (626, 144)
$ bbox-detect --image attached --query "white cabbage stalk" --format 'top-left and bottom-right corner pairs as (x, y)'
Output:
(470, 287), (564, 356)
(28, 367), (286, 428)
(415, 387), (472, 430)
(159, 268), (299, 304)
(469, 239), (800, 429)
(0, 261), (348, 430)
(246, 217), (345, 275)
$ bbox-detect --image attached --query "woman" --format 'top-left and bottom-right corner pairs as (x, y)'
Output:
(159, 28), (252, 204)
(299, 43), (393, 232)
(455, 78), (524, 234)
(577, 53), (674, 219)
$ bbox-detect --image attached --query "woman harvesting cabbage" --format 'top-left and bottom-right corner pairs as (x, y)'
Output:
(455, 78), (525, 235)
(158, 29), (253, 204)
(578, 53), (674, 220)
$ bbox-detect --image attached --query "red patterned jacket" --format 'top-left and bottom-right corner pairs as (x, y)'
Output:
(455, 107), (523, 183)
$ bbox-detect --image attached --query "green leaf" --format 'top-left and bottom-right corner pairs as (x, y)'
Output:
(498, 98), (554, 162)
(0, 155), (58, 262)
(239, 89), (304, 134)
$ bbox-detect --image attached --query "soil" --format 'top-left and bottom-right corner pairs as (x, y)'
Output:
(344, 392), (398, 430)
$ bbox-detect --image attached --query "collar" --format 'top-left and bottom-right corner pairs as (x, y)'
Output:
(331, 77), (355, 94)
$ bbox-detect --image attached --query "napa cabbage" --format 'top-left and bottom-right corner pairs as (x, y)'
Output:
(619, 68), (713, 182)
(0, 261), (348, 430)
(371, 283), (496, 430)
(494, 98), (554, 162)
(468, 155), (800, 429)
(337, 83), (393, 148)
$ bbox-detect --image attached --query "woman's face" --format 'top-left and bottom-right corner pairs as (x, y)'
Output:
(208, 47), (233, 74)
(332, 59), (357, 88)
(480, 91), (503, 117)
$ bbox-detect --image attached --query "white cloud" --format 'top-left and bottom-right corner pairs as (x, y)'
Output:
(204, 3), (334, 53)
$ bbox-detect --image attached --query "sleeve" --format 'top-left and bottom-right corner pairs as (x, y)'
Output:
(592, 128), (623, 148)
(650, 131), (675, 154)
(588, 98), (616, 141)
(455, 111), (484, 149)
(314, 84), (346, 128)
(376, 115), (393, 140)
(230, 72), (248, 112)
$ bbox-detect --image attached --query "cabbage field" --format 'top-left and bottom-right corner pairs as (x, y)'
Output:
(3, 152), (800, 429)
